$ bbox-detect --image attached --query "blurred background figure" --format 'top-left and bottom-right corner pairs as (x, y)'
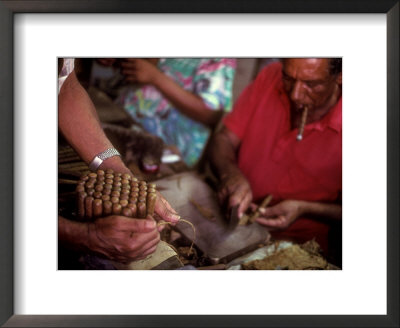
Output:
(96, 58), (236, 168)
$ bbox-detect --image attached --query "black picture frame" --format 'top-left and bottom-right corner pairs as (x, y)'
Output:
(0, 1), (398, 327)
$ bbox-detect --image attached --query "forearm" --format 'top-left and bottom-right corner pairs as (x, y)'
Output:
(299, 201), (342, 221)
(58, 71), (130, 174)
(152, 72), (222, 127)
(209, 128), (241, 181)
(58, 216), (90, 252)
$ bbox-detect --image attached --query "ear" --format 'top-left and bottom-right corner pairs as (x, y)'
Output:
(335, 72), (342, 86)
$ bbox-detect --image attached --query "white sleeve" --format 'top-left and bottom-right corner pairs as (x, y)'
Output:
(58, 58), (75, 94)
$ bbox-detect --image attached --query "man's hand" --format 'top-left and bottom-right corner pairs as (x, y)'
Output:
(218, 170), (253, 218)
(255, 199), (304, 230)
(87, 215), (160, 263)
(154, 191), (181, 227)
(121, 58), (160, 85)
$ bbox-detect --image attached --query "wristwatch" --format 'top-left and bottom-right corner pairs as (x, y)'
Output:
(88, 148), (121, 171)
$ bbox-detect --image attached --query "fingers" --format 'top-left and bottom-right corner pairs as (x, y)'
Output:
(237, 191), (252, 218)
(154, 193), (180, 223)
(255, 215), (286, 228)
(109, 215), (157, 233)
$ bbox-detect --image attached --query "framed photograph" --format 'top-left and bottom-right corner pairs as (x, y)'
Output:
(1, 1), (398, 327)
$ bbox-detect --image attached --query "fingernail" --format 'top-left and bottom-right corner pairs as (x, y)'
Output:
(146, 220), (156, 229)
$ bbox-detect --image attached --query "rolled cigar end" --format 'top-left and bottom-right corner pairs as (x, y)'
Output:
(93, 199), (103, 218)
(137, 202), (146, 218)
(94, 184), (104, 192)
(120, 199), (128, 208)
(122, 207), (133, 218)
(85, 196), (94, 219)
(97, 169), (105, 176)
(101, 194), (110, 202)
(122, 173), (132, 180)
(147, 192), (157, 216)
(120, 194), (129, 201)
(103, 200), (113, 215)
(93, 191), (102, 199)
(86, 188), (95, 197)
(111, 190), (120, 197)
(76, 185), (85, 193)
(147, 183), (156, 189)
(112, 203), (122, 215)
(111, 196), (119, 204)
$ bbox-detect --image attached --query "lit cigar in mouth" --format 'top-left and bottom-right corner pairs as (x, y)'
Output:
(296, 106), (308, 141)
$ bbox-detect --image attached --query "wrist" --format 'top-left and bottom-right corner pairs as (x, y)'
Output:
(151, 69), (165, 88)
(297, 200), (310, 217)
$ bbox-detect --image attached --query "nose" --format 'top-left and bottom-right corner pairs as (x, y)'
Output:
(290, 80), (306, 105)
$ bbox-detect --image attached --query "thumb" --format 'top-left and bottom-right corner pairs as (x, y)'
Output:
(155, 194), (180, 223)
(131, 216), (157, 232)
(259, 205), (279, 218)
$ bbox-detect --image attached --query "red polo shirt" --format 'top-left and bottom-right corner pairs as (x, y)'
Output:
(224, 62), (342, 253)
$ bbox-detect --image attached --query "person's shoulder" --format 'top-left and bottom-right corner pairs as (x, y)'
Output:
(257, 61), (282, 81)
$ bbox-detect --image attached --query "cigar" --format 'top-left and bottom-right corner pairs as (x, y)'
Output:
(127, 203), (137, 217)
(111, 196), (119, 204)
(94, 184), (104, 192)
(122, 173), (132, 180)
(93, 191), (102, 199)
(111, 190), (120, 197)
(76, 185), (85, 193)
(101, 194), (110, 202)
(120, 194), (129, 201)
(129, 196), (138, 205)
(93, 199), (103, 218)
(122, 207), (133, 218)
(85, 196), (94, 219)
(130, 192), (139, 199)
(137, 202), (146, 218)
(147, 192), (157, 216)
(248, 194), (273, 223)
(112, 203), (122, 215)
(77, 192), (87, 219)
(86, 188), (95, 197)
(121, 179), (130, 186)
(296, 105), (308, 141)
(147, 183), (156, 190)
(120, 199), (128, 208)
(103, 200), (112, 215)
(113, 181), (122, 188)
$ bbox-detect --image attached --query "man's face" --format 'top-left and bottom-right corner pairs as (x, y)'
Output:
(282, 58), (341, 112)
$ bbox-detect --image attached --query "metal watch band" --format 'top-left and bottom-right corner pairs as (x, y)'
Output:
(88, 148), (121, 171)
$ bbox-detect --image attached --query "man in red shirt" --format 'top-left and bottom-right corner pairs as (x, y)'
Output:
(209, 58), (342, 260)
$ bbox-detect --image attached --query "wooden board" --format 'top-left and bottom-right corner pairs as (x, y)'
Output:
(154, 172), (270, 264)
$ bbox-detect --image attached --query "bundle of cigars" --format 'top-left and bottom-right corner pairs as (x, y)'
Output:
(76, 169), (157, 220)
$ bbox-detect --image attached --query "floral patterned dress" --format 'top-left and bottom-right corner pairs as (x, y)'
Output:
(116, 58), (236, 167)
